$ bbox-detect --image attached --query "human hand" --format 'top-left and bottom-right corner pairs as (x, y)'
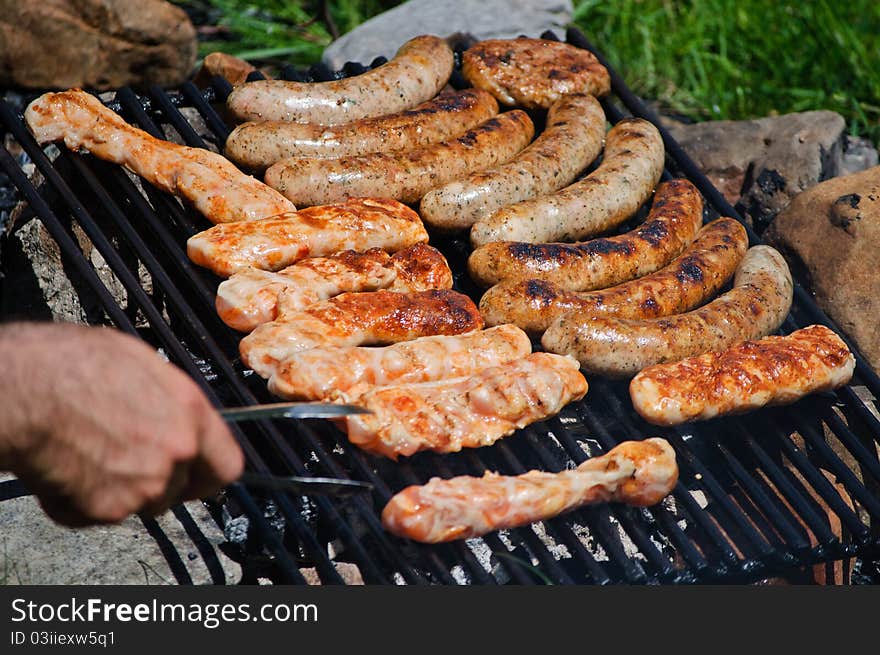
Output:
(0, 322), (244, 526)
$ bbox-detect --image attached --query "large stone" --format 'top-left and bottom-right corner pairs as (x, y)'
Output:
(666, 111), (878, 232)
(0, 0), (197, 90)
(0, 474), (241, 585)
(322, 0), (573, 69)
(764, 166), (880, 371)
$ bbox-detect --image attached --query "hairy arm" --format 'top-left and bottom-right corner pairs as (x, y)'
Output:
(0, 322), (244, 526)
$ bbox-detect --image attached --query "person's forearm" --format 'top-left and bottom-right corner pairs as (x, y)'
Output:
(0, 322), (51, 469)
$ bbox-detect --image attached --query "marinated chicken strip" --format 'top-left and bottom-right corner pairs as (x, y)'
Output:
(216, 244), (452, 332)
(240, 290), (483, 378)
(630, 325), (855, 426)
(269, 324), (532, 401)
(342, 353), (588, 459)
(24, 89), (294, 224)
(187, 197), (428, 277)
(382, 438), (677, 542)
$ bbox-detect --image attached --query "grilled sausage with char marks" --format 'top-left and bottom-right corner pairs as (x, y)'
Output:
(264, 111), (535, 206)
(470, 118), (665, 246)
(226, 35), (454, 124)
(468, 178), (703, 289)
(420, 94), (605, 231)
(225, 88), (499, 170)
(480, 218), (747, 335)
(542, 245), (794, 378)
(630, 325), (854, 425)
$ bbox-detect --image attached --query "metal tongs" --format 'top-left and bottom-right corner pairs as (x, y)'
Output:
(221, 402), (374, 498)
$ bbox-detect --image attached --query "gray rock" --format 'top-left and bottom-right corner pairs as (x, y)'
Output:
(764, 165), (880, 372)
(322, 0), (573, 69)
(0, 475), (240, 585)
(0, 0), (197, 90)
(665, 111), (877, 232)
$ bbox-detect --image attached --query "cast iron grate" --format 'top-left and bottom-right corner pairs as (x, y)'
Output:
(1, 27), (878, 585)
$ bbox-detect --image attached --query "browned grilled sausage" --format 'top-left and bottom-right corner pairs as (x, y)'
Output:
(224, 88), (499, 170)
(470, 118), (665, 246)
(480, 218), (747, 334)
(226, 35), (454, 124)
(462, 37), (611, 109)
(542, 245), (794, 378)
(629, 324), (855, 425)
(468, 178), (703, 290)
(264, 111), (535, 205)
(419, 94), (605, 231)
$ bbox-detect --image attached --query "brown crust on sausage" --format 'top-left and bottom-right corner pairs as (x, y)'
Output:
(420, 93), (606, 231)
(468, 178), (704, 289)
(542, 245), (794, 378)
(480, 217), (747, 334)
(225, 88), (499, 170)
(462, 37), (610, 109)
(264, 111), (535, 205)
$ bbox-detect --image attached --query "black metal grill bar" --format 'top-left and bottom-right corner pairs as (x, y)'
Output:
(789, 414), (880, 521)
(822, 407), (880, 483)
(572, 430), (684, 577)
(714, 442), (811, 552)
(433, 449), (578, 584)
(548, 416), (707, 576)
(571, 393), (743, 570)
(740, 436), (839, 546)
(587, 383), (771, 563)
(183, 79), (232, 144)
(480, 440), (636, 583)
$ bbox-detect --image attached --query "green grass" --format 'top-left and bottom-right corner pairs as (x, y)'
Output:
(175, 0), (880, 143)
(573, 0), (880, 142)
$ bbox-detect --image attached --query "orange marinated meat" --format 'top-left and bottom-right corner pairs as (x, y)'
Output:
(630, 325), (854, 425)
(216, 244), (451, 332)
(382, 438), (677, 542)
(24, 89), (294, 224)
(239, 290), (483, 379)
(268, 324), (532, 401)
(186, 197), (428, 277)
(342, 352), (587, 459)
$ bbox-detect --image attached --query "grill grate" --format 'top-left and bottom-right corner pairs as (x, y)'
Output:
(1, 27), (878, 584)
